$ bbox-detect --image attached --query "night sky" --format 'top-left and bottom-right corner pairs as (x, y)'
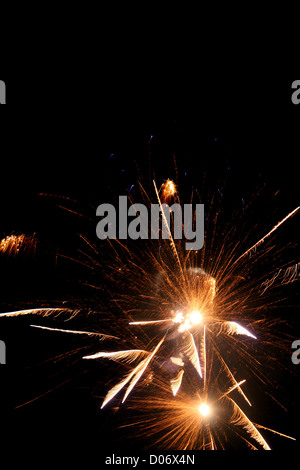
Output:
(0, 73), (299, 461)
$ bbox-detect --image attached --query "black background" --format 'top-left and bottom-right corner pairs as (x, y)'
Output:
(0, 64), (299, 464)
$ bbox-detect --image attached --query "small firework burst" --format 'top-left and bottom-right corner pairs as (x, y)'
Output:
(0, 234), (38, 258)
(161, 179), (177, 203)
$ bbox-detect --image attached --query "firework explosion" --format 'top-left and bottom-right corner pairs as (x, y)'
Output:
(0, 175), (298, 450)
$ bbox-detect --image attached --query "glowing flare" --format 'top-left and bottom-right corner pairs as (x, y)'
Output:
(199, 403), (210, 417)
(173, 312), (184, 323)
(174, 310), (203, 333)
(162, 179), (177, 199)
(189, 310), (203, 326)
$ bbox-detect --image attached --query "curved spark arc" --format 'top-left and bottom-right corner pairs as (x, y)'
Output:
(219, 321), (257, 340)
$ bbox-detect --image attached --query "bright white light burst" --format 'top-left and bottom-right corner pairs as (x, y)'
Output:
(199, 403), (210, 417)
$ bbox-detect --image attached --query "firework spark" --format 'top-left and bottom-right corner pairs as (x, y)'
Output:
(0, 234), (37, 257)
(161, 179), (177, 203)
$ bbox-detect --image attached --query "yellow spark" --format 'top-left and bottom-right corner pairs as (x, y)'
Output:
(0, 234), (37, 257)
(161, 179), (177, 200)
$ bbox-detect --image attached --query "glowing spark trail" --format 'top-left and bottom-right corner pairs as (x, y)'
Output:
(183, 331), (202, 378)
(220, 321), (257, 340)
(254, 424), (296, 442)
(30, 324), (119, 340)
(0, 308), (75, 318)
(153, 179), (183, 275)
(83, 349), (148, 363)
(234, 206), (299, 265)
(229, 398), (271, 450)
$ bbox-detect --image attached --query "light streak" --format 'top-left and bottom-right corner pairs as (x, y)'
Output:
(234, 206), (299, 265)
(30, 324), (119, 340)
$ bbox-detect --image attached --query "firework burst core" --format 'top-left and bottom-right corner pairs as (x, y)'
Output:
(175, 310), (203, 333)
(198, 403), (210, 417)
